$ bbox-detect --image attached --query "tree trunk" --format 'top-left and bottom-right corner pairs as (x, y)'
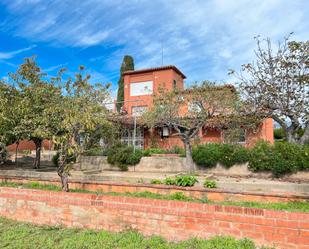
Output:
(60, 172), (69, 192)
(15, 141), (19, 165)
(183, 139), (196, 173)
(33, 139), (42, 169)
(286, 130), (297, 144)
(299, 126), (309, 145)
(57, 153), (69, 192)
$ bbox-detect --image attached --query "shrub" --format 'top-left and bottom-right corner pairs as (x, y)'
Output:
(52, 153), (59, 167)
(82, 147), (108, 156)
(0, 143), (8, 165)
(203, 179), (217, 188)
(192, 143), (250, 168)
(163, 177), (176, 185)
(301, 145), (309, 171)
(142, 148), (165, 156)
(174, 175), (198, 187)
(248, 141), (309, 177)
(167, 146), (186, 156)
(150, 179), (162, 184)
(162, 175), (198, 187)
(192, 141), (308, 177)
(52, 152), (76, 167)
(271, 142), (306, 177)
(248, 141), (274, 172)
(274, 128), (286, 140)
(192, 143), (223, 168)
(143, 147), (185, 157)
(107, 144), (143, 171)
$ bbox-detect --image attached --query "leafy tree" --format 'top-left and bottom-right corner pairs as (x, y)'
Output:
(116, 55), (134, 112)
(83, 122), (121, 150)
(9, 57), (62, 168)
(54, 66), (111, 191)
(0, 80), (24, 163)
(142, 82), (237, 173)
(230, 34), (309, 144)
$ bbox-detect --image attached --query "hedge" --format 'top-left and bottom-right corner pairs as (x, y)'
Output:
(192, 141), (309, 177)
(107, 143), (143, 171)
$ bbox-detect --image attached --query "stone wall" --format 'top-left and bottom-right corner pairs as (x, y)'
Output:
(0, 187), (308, 249)
(78, 156), (187, 172)
(78, 156), (259, 175)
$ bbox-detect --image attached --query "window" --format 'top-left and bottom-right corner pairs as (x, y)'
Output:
(130, 81), (153, 96)
(121, 128), (144, 149)
(162, 127), (169, 137)
(132, 106), (147, 116)
(173, 80), (177, 89)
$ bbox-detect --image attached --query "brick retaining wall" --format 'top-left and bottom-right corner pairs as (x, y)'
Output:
(0, 176), (308, 203)
(0, 187), (308, 249)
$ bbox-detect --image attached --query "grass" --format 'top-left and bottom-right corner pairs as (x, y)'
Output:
(0, 217), (272, 249)
(0, 181), (308, 212)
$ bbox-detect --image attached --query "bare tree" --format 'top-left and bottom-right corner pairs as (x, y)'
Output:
(230, 34), (309, 144)
(142, 81), (237, 173)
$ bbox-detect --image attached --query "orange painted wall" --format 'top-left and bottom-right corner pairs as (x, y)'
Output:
(122, 66), (274, 149)
(123, 68), (184, 115)
(7, 140), (52, 152)
(143, 119), (274, 150)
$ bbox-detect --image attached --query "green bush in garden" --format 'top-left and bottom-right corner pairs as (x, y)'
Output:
(192, 141), (308, 177)
(150, 179), (162, 184)
(163, 177), (176, 185)
(52, 152), (76, 167)
(271, 142), (308, 177)
(300, 145), (309, 171)
(107, 144), (143, 171)
(219, 144), (250, 168)
(192, 143), (223, 168)
(274, 128), (286, 140)
(192, 143), (250, 168)
(143, 146), (185, 157)
(247, 141), (274, 172)
(82, 147), (108, 156)
(174, 175), (198, 187)
(162, 175), (198, 187)
(203, 179), (217, 188)
(142, 147), (166, 156)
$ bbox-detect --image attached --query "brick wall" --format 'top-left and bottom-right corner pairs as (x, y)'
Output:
(1, 177), (308, 204)
(0, 187), (308, 249)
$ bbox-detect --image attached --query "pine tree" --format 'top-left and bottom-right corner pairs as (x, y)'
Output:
(116, 55), (134, 112)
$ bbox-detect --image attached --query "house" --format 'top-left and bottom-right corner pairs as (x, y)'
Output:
(118, 65), (274, 150)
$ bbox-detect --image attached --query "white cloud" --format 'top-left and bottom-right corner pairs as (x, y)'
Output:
(0, 45), (36, 59)
(1, 0), (308, 83)
(44, 62), (68, 72)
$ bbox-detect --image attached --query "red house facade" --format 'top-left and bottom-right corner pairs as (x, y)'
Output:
(120, 65), (274, 150)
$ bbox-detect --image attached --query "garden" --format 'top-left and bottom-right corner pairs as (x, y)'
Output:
(0, 35), (308, 249)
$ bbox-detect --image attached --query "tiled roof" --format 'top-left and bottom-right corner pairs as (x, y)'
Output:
(123, 65), (186, 79)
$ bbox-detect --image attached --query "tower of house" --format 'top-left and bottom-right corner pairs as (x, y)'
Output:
(122, 65), (186, 116)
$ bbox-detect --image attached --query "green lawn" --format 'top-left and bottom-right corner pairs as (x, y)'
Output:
(0, 181), (308, 212)
(0, 217), (272, 249)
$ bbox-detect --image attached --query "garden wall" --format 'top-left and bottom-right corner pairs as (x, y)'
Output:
(0, 187), (308, 249)
(77, 156), (309, 181)
(0, 176), (309, 203)
(1, 176), (308, 203)
(76, 156), (187, 172)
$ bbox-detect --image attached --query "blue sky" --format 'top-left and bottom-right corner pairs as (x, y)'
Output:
(0, 0), (308, 98)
